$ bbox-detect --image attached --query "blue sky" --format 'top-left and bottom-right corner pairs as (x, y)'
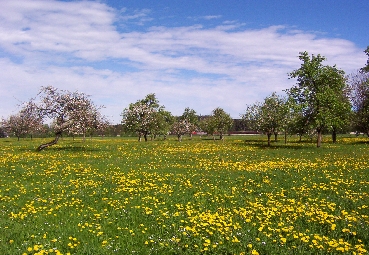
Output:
(0, 0), (368, 123)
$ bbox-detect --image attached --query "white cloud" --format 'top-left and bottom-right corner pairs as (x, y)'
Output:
(203, 15), (222, 20)
(0, 0), (366, 123)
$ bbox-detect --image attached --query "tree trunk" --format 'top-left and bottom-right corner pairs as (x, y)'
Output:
(284, 131), (287, 144)
(144, 133), (148, 142)
(178, 134), (182, 142)
(36, 120), (73, 151)
(220, 133), (223, 140)
(267, 133), (271, 146)
(317, 128), (322, 148)
(274, 132), (278, 142)
(332, 128), (337, 143)
(37, 132), (61, 151)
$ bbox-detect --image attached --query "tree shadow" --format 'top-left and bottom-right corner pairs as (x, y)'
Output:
(47, 146), (100, 152)
(201, 137), (223, 141)
(28, 145), (102, 152)
(345, 140), (369, 145)
(241, 139), (313, 150)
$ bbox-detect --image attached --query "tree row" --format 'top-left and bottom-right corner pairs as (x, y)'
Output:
(1, 48), (369, 149)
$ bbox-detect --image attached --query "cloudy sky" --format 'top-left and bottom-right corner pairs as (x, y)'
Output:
(1, 0), (368, 123)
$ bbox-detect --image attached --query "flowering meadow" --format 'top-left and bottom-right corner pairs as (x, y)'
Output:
(1, 136), (369, 255)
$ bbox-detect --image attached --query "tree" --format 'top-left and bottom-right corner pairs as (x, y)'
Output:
(32, 86), (105, 151)
(199, 116), (216, 139)
(0, 126), (7, 138)
(121, 101), (155, 141)
(121, 94), (170, 141)
(362, 46), (369, 73)
(93, 112), (111, 138)
(348, 70), (369, 135)
(179, 107), (198, 138)
(287, 51), (348, 147)
(209, 107), (233, 140)
(242, 92), (287, 146)
(151, 109), (174, 140)
(2, 114), (28, 141)
(2, 101), (43, 141)
(171, 119), (191, 141)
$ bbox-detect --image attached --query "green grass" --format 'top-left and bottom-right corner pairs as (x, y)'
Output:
(1, 135), (369, 254)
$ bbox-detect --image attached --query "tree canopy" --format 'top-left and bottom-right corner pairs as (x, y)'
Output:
(348, 71), (369, 135)
(362, 46), (369, 73)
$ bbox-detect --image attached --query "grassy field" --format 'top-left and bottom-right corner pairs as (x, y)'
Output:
(1, 135), (369, 255)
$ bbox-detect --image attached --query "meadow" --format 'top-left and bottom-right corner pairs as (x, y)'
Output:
(0, 135), (368, 255)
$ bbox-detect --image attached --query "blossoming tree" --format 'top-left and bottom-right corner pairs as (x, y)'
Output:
(26, 86), (106, 151)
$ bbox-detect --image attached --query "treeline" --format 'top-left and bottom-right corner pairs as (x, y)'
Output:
(1, 49), (369, 149)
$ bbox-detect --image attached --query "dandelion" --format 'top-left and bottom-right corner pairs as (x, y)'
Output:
(331, 224), (336, 230)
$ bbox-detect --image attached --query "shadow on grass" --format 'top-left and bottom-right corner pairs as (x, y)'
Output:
(201, 137), (223, 141)
(241, 139), (315, 150)
(45, 146), (101, 152)
(345, 140), (369, 145)
(23, 145), (102, 152)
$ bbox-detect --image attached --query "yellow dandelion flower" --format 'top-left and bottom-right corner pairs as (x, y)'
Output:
(251, 249), (259, 255)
